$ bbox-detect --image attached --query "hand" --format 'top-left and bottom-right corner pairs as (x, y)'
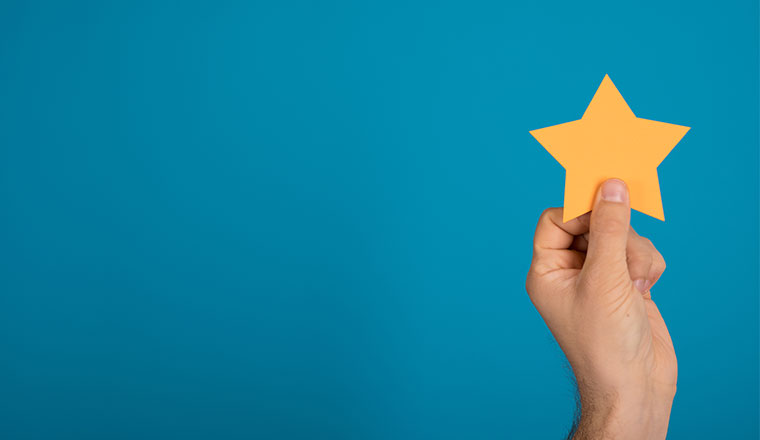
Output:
(526, 179), (677, 440)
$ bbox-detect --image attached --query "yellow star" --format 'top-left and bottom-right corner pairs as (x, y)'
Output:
(530, 75), (690, 222)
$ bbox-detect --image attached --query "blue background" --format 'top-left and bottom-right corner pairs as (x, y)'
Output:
(0, 1), (757, 438)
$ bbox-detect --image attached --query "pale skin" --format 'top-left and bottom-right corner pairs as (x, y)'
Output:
(526, 179), (677, 439)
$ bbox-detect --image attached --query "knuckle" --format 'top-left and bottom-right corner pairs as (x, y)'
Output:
(642, 238), (666, 271)
(525, 270), (541, 301)
(537, 208), (558, 226)
(656, 252), (667, 272)
(525, 271), (535, 295)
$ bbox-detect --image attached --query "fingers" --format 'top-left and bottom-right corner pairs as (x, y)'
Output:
(533, 180), (668, 297)
(530, 209), (590, 275)
(648, 247), (667, 289)
(629, 231), (667, 291)
(533, 209), (590, 253)
(584, 179), (632, 277)
(574, 226), (668, 293)
(626, 230), (654, 292)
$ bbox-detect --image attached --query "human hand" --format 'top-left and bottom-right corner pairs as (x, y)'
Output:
(526, 179), (677, 439)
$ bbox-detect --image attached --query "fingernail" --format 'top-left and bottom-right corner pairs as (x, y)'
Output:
(601, 179), (627, 203)
(633, 278), (650, 293)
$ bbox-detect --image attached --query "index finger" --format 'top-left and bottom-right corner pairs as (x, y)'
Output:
(533, 208), (590, 253)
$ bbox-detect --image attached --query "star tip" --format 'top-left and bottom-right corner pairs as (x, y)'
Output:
(598, 75), (618, 91)
(635, 207), (665, 221)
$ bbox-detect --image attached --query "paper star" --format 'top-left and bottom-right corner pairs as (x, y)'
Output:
(530, 75), (690, 222)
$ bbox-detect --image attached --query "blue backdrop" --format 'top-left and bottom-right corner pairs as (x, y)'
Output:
(0, 1), (757, 439)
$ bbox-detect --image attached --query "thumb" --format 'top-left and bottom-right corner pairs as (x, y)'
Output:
(584, 179), (631, 278)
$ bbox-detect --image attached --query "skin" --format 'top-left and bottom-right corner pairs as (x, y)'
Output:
(526, 179), (677, 439)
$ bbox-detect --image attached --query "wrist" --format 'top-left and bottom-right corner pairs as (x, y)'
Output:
(574, 380), (675, 440)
